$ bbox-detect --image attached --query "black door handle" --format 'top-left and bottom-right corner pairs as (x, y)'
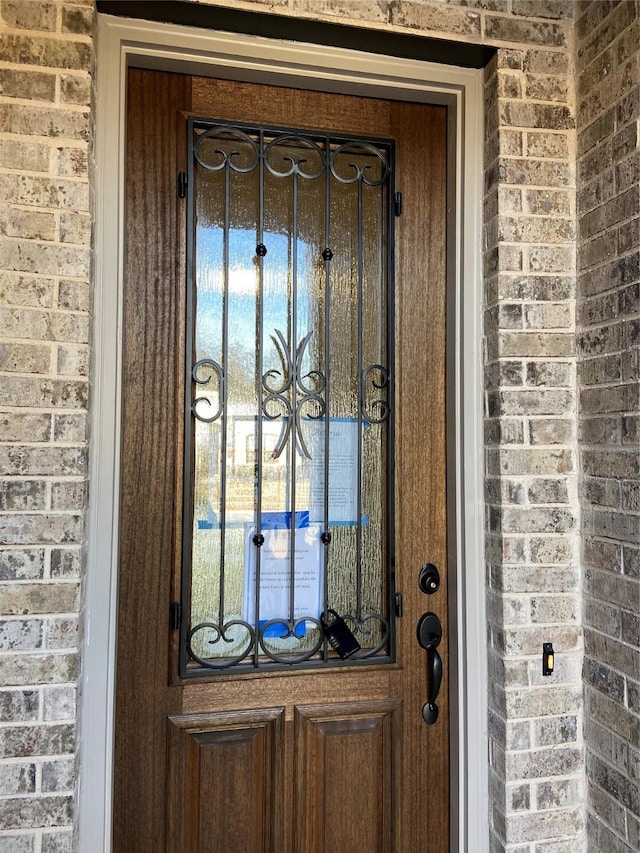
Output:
(417, 612), (443, 725)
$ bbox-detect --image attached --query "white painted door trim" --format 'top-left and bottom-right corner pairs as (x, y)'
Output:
(85, 14), (487, 852)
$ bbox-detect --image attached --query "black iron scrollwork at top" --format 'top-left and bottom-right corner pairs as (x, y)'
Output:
(262, 329), (326, 460)
(194, 125), (260, 173)
(331, 141), (390, 186)
(193, 124), (391, 187)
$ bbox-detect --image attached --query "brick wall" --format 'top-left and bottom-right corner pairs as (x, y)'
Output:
(575, 2), (640, 852)
(482, 34), (583, 853)
(0, 1), (94, 850)
(0, 0), (595, 850)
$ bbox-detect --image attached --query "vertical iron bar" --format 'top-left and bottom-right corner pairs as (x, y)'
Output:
(356, 174), (364, 621)
(387, 141), (397, 661)
(323, 135), (331, 660)
(217, 155), (231, 622)
(289, 166), (299, 627)
(254, 129), (265, 667)
(180, 119), (197, 675)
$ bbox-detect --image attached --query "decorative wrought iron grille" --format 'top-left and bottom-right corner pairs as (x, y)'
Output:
(180, 118), (395, 675)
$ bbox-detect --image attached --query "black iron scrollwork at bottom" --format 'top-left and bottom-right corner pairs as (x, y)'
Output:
(186, 612), (390, 670)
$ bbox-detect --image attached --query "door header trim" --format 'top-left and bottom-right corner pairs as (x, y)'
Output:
(96, 0), (495, 69)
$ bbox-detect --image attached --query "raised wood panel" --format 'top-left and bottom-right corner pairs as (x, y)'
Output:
(167, 708), (285, 852)
(294, 700), (401, 853)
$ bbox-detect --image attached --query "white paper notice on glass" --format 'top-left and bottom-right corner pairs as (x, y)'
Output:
(305, 417), (360, 525)
(244, 521), (323, 631)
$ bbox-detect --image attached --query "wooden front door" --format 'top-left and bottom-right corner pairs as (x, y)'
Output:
(114, 68), (448, 853)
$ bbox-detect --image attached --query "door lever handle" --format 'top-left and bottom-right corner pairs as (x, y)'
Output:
(417, 612), (443, 725)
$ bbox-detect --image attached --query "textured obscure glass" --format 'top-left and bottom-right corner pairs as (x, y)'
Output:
(183, 120), (393, 673)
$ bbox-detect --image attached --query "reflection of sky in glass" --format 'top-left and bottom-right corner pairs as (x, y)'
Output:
(195, 227), (311, 365)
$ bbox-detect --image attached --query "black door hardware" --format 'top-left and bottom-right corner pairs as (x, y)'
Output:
(418, 563), (440, 594)
(417, 612), (443, 725)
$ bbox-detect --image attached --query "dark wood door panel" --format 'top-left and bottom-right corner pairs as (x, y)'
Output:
(294, 700), (401, 853)
(167, 708), (285, 852)
(118, 68), (449, 853)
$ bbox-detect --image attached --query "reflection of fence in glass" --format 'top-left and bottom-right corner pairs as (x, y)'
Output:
(183, 119), (393, 673)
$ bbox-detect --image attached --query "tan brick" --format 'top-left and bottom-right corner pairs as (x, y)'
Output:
(0, 34), (91, 70)
(57, 280), (90, 312)
(499, 157), (573, 186)
(0, 140), (50, 173)
(0, 619), (43, 652)
(0, 242), (91, 279)
(526, 360), (573, 386)
(56, 146), (88, 177)
(530, 536), (573, 563)
(491, 448), (574, 476)
(0, 308), (89, 344)
(61, 4), (94, 35)
(60, 73), (92, 106)
(0, 515), (83, 548)
(500, 332), (574, 357)
(0, 174), (89, 211)
(292, 0), (387, 23)
(524, 188), (572, 216)
(0, 1), (57, 31)
(0, 583), (80, 617)
(485, 14), (567, 48)
(0, 275), (54, 308)
(0, 209), (56, 241)
(390, 1), (481, 37)
(0, 413), (51, 443)
(0, 103), (90, 142)
(50, 548), (82, 580)
(43, 685), (75, 722)
(499, 215), (575, 244)
(44, 617), (79, 651)
(0, 343), (51, 374)
(0, 69), (56, 102)
(0, 370), (87, 411)
(525, 302), (572, 329)
(0, 446), (86, 477)
(50, 482), (85, 511)
(0, 653), (78, 688)
(525, 74), (569, 103)
(525, 131), (570, 159)
(52, 414), (86, 442)
(529, 418), (574, 444)
(527, 245), (575, 273)
(56, 343), (88, 377)
(0, 549), (45, 581)
(59, 212), (91, 245)
(0, 481), (47, 512)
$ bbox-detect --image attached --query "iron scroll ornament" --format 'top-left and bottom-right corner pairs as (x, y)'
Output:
(261, 329), (326, 460)
(191, 358), (224, 423)
(186, 612), (391, 669)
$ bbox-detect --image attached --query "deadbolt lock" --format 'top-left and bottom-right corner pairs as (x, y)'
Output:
(418, 563), (440, 595)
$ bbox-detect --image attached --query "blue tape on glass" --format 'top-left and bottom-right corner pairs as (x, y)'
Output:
(260, 510), (309, 529)
(260, 619), (307, 639)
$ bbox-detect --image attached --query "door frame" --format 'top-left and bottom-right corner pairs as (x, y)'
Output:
(84, 14), (487, 852)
